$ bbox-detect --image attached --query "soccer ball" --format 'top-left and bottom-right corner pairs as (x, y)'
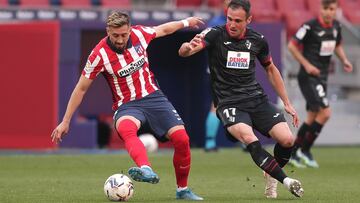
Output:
(104, 174), (134, 201)
(139, 133), (158, 153)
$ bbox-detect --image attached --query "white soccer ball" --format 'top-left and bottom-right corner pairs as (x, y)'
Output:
(104, 174), (134, 201)
(139, 133), (158, 153)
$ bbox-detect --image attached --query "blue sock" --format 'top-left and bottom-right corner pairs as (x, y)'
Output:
(205, 111), (220, 149)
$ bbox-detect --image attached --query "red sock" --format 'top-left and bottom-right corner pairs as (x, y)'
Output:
(169, 129), (191, 188)
(117, 119), (150, 167)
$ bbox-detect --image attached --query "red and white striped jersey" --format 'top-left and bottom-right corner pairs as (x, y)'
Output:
(82, 25), (159, 110)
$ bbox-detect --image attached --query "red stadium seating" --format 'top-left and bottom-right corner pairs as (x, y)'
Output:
(275, 0), (308, 16)
(339, 0), (360, 10)
(61, 0), (91, 8)
(207, 0), (223, 8)
(101, 0), (131, 8)
(176, 0), (202, 7)
(20, 0), (50, 7)
(339, 0), (360, 24)
(306, 0), (321, 16)
(251, 0), (281, 22)
(284, 10), (313, 38)
(275, 0), (314, 38)
(0, 0), (8, 7)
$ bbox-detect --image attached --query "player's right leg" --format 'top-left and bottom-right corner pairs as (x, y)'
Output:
(114, 113), (159, 184)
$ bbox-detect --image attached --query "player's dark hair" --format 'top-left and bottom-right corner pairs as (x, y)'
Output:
(107, 11), (130, 28)
(228, 0), (251, 18)
(321, 0), (337, 7)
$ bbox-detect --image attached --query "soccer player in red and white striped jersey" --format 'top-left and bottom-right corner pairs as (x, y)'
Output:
(51, 12), (204, 200)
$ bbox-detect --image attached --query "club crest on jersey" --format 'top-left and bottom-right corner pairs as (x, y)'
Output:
(134, 44), (144, 55)
(118, 55), (145, 77)
(226, 51), (250, 69)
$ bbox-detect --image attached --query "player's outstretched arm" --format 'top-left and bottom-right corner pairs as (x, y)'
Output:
(154, 17), (204, 38)
(51, 75), (93, 143)
(335, 45), (353, 73)
(265, 63), (299, 127)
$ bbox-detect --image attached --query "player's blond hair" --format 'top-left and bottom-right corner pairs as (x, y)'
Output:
(106, 12), (130, 28)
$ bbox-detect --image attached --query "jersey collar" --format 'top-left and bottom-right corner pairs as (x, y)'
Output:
(317, 15), (333, 28)
(106, 36), (132, 54)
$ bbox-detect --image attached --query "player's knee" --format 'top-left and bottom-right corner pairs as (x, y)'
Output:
(319, 108), (331, 121)
(170, 129), (190, 148)
(241, 134), (258, 144)
(116, 119), (138, 139)
(278, 136), (294, 148)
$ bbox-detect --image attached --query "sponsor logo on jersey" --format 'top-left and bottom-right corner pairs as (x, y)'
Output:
(224, 41), (232, 45)
(320, 40), (336, 56)
(118, 55), (145, 77)
(296, 25), (308, 40)
(84, 60), (91, 73)
(226, 51), (250, 69)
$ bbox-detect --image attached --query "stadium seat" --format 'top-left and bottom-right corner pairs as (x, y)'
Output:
(19, 0), (50, 8)
(61, 0), (92, 8)
(207, 0), (222, 8)
(284, 10), (313, 38)
(275, 0), (308, 17)
(339, 0), (360, 10)
(0, 0), (8, 7)
(101, 0), (131, 8)
(176, 0), (202, 8)
(339, 0), (360, 24)
(306, 0), (321, 16)
(251, 0), (281, 22)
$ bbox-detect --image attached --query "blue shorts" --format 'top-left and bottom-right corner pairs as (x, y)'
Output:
(113, 90), (184, 141)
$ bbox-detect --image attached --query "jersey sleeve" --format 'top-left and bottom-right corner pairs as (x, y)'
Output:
(202, 27), (221, 48)
(336, 24), (342, 46)
(257, 36), (272, 68)
(292, 23), (311, 45)
(132, 25), (156, 45)
(82, 51), (104, 80)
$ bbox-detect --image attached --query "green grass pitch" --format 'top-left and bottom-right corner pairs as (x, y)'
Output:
(1, 147), (360, 203)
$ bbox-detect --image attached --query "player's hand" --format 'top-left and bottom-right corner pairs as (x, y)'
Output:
(284, 103), (299, 128)
(51, 121), (70, 144)
(189, 34), (203, 48)
(343, 59), (353, 73)
(305, 64), (320, 76)
(185, 17), (205, 29)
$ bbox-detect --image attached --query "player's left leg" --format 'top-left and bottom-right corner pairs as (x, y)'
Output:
(167, 125), (204, 201)
(268, 122), (304, 198)
(115, 116), (160, 184)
